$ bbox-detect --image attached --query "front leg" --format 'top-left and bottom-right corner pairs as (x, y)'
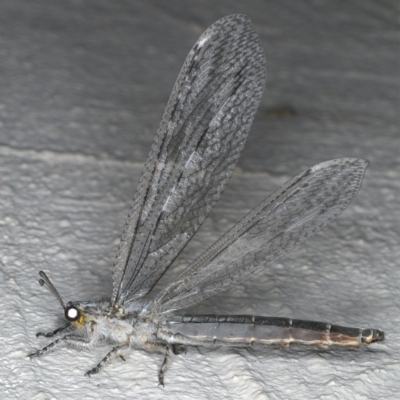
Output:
(36, 322), (71, 338)
(85, 344), (129, 377)
(27, 334), (89, 359)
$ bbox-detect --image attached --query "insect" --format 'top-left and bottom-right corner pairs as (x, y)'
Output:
(28, 14), (384, 386)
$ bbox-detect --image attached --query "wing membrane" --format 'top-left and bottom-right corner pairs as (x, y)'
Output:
(155, 158), (368, 314)
(111, 15), (266, 306)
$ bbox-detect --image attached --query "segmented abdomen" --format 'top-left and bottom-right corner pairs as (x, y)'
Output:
(158, 314), (384, 348)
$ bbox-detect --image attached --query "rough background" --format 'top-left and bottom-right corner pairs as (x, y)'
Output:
(0, 1), (398, 399)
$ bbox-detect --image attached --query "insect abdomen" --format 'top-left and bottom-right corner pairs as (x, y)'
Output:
(159, 315), (384, 348)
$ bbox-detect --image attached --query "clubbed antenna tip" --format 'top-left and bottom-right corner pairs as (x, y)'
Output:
(38, 271), (66, 310)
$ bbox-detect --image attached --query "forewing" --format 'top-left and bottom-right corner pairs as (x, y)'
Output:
(156, 158), (368, 314)
(111, 15), (266, 306)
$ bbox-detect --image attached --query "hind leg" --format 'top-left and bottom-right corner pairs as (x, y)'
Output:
(172, 344), (186, 355)
(158, 346), (170, 387)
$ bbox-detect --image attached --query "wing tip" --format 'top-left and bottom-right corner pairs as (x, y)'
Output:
(310, 158), (369, 173)
(215, 14), (252, 23)
(206, 14), (255, 37)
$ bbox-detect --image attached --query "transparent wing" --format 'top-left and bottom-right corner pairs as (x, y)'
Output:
(111, 15), (266, 306)
(155, 158), (368, 315)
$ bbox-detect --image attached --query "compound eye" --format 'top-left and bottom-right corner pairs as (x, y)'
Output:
(65, 305), (80, 321)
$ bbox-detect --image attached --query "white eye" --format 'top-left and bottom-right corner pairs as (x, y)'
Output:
(68, 308), (78, 319)
(65, 306), (80, 321)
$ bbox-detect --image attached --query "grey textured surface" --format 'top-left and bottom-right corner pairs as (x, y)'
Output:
(0, 1), (398, 399)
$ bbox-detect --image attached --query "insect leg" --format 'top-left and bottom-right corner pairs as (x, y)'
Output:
(27, 334), (89, 359)
(172, 344), (186, 355)
(36, 322), (71, 338)
(158, 345), (170, 387)
(84, 344), (128, 377)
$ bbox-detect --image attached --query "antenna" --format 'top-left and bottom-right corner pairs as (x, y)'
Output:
(38, 271), (66, 310)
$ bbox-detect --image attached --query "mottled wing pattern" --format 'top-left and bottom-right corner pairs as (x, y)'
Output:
(156, 158), (368, 314)
(112, 15), (266, 306)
